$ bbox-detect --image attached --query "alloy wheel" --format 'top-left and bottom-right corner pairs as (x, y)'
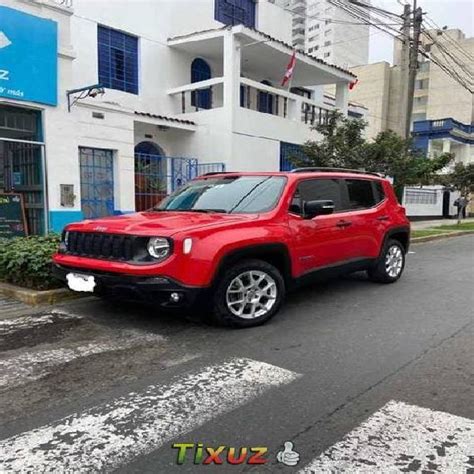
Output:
(225, 270), (277, 319)
(385, 245), (403, 278)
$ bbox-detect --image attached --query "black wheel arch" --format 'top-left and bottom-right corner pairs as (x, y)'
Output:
(380, 226), (411, 255)
(212, 243), (292, 288)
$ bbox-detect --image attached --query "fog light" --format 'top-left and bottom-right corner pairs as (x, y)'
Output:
(170, 292), (181, 303)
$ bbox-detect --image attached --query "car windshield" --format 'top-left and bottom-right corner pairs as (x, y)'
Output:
(155, 176), (287, 214)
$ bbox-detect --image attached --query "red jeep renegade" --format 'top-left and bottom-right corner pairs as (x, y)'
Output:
(53, 168), (410, 327)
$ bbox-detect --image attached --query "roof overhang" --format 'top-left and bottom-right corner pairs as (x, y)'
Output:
(134, 112), (197, 132)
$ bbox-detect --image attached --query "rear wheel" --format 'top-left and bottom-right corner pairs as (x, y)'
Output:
(368, 239), (406, 283)
(212, 259), (285, 328)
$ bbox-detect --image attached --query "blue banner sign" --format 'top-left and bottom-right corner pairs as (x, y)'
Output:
(0, 6), (58, 106)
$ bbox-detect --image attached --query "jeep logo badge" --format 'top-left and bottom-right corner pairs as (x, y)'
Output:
(94, 226), (107, 232)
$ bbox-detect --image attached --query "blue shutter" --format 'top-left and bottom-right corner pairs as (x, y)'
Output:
(98, 25), (138, 94)
(215, 0), (256, 28)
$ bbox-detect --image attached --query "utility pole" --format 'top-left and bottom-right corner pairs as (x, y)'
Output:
(399, 3), (412, 139)
(404, 1), (424, 139)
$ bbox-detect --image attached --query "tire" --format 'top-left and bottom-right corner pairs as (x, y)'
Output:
(212, 259), (286, 328)
(368, 239), (406, 283)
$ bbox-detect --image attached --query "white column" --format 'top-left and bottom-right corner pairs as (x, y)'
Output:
(442, 139), (451, 154)
(223, 31), (241, 115)
(222, 31), (241, 170)
(335, 82), (349, 116)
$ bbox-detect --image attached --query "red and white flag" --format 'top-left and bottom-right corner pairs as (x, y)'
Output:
(349, 79), (359, 90)
(281, 51), (296, 87)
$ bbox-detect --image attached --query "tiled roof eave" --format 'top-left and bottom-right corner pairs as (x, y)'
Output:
(134, 111), (196, 126)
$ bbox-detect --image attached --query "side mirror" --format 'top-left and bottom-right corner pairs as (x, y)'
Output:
(304, 200), (335, 218)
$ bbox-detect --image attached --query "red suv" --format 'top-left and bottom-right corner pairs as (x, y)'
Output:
(53, 169), (410, 327)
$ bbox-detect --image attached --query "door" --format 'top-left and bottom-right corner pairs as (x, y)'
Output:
(288, 178), (355, 275)
(191, 58), (212, 110)
(340, 178), (389, 259)
(79, 147), (114, 219)
(2, 141), (45, 235)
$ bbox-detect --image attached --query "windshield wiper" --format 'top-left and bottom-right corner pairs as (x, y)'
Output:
(185, 209), (228, 214)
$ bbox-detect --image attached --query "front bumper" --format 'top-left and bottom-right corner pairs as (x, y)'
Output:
(52, 263), (205, 308)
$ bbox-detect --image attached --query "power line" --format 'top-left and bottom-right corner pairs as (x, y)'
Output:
(422, 29), (474, 75)
(419, 50), (474, 93)
(422, 15), (474, 63)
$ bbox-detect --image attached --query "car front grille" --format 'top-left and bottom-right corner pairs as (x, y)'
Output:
(66, 232), (136, 261)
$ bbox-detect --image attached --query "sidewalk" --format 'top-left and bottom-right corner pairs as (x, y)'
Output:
(410, 217), (474, 230)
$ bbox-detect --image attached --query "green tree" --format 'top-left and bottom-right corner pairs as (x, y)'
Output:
(293, 110), (453, 201)
(440, 162), (474, 195)
(293, 111), (368, 169)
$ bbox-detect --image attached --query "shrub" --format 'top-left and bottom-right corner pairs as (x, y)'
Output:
(0, 234), (62, 290)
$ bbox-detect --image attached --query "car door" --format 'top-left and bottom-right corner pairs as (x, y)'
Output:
(288, 177), (356, 275)
(340, 178), (389, 259)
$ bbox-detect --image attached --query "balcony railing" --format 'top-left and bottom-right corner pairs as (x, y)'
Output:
(240, 77), (334, 126)
(413, 118), (473, 136)
(168, 77), (334, 126)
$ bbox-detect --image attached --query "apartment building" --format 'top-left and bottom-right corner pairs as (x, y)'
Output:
(282, 0), (370, 68)
(0, 0), (356, 234)
(349, 29), (473, 164)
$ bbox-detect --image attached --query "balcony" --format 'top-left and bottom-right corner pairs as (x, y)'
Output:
(167, 24), (354, 128)
(168, 77), (334, 127)
(413, 118), (473, 138)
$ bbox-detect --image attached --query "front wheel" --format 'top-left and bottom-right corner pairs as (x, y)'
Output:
(212, 259), (286, 328)
(368, 239), (406, 283)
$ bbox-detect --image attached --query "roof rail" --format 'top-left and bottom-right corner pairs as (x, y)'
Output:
(290, 167), (384, 178)
(201, 171), (231, 176)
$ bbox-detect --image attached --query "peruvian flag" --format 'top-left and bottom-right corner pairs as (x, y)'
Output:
(281, 51), (297, 87)
(349, 79), (359, 90)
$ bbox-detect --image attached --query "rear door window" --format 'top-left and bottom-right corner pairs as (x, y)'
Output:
(372, 181), (386, 204)
(296, 178), (344, 212)
(344, 179), (376, 210)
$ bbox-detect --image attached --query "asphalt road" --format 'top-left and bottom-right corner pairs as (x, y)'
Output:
(0, 235), (473, 472)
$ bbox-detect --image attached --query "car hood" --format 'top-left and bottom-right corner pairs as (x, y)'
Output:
(66, 211), (259, 236)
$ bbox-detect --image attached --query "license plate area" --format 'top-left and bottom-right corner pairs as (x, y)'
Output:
(66, 273), (96, 293)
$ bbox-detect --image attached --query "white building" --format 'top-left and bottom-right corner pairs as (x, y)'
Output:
(284, 0), (370, 68)
(0, 0), (356, 235)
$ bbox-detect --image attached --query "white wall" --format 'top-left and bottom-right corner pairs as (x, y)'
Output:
(3, 0), (350, 232)
(257, 0), (293, 44)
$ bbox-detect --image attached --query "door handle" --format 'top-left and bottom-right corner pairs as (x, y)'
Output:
(376, 216), (389, 221)
(336, 220), (352, 228)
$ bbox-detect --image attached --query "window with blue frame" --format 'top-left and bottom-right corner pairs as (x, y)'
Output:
(98, 25), (138, 94)
(191, 58), (212, 109)
(215, 0), (256, 28)
(258, 80), (274, 114)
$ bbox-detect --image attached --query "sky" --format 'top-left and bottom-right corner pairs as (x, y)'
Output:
(368, 0), (474, 63)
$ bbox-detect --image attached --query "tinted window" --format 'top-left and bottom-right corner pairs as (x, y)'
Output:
(295, 179), (343, 212)
(156, 176), (286, 214)
(345, 179), (375, 209)
(373, 181), (385, 204)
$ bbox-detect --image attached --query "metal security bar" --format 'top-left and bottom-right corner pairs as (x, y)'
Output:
(134, 154), (225, 211)
(79, 147), (114, 219)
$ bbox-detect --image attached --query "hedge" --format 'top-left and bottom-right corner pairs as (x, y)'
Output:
(0, 234), (62, 291)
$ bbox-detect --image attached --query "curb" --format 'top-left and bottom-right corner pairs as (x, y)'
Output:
(0, 282), (83, 306)
(411, 230), (474, 244)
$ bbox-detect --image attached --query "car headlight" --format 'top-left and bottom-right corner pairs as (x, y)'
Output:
(147, 237), (171, 261)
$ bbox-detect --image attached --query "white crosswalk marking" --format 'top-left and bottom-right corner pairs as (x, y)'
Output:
(0, 310), (81, 335)
(0, 358), (299, 472)
(0, 330), (164, 390)
(299, 400), (474, 473)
